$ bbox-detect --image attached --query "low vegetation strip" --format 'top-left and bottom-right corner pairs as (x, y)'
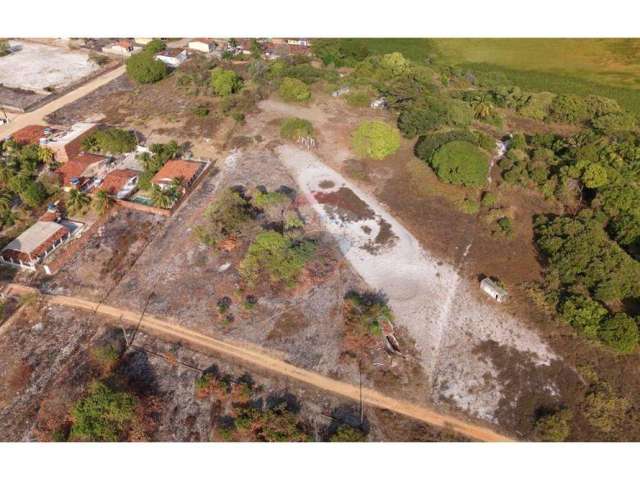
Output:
(36, 288), (513, 442)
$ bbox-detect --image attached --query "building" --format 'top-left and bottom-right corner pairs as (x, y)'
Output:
(101, 39), (142, 57)
(188, 38), (216, 53)
(286, 38), (311, 47)
(154, 49), (188, 68)
(43, 122), (99, 163)
(134, 38), (154, 46)
(100, 169), (139, 199)
(151, 159), (203, 190)
(9, 125), (48, 145)
(55, 152), (105, 190)
(0, 221), (71, 270)
(480, 278), (508, 303)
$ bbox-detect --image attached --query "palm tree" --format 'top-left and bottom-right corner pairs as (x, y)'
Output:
(92, 190), (114, 216)
(67, 189), (91, 215)
(471, 95), (494, 119)
(37, 146), (55, 165)
(150, 184), (174, 209)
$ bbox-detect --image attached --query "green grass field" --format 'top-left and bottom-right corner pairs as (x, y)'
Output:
(357, 38), (640, 115)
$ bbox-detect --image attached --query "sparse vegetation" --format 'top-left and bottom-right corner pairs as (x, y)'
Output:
(343, 290), (393, 338)
(280, 117), (314, 141)
(352, 121), (400, 160)
(533, 409), (572, 442)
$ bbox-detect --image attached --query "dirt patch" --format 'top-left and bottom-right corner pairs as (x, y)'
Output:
(315, 187), (375, 222)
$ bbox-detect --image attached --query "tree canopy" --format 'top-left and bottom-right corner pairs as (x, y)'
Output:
(352, 121), (401, 160)
(126, 52), (168, 84)
(210, 68), (243, 97)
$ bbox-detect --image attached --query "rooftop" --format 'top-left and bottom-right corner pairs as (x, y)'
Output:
(100, 168), (139, 195)
(11, 125), (47, 145)
(152, 159), (203, 185)
(2, 221), (69, 257)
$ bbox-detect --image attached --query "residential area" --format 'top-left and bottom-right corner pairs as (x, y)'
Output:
(1, 35), (640, 446)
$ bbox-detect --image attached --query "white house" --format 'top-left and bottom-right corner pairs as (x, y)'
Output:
(101, 40), (141, 58)
(154, 49), (188, 68)
(480, 278), (508, 303)
(188, 39), (216, 53)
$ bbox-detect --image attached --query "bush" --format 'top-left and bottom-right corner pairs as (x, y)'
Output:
(143, 39), (166, 55)
(560, 295), (607, 339)
(20, 181), (47, 208)
(352, 121), (401, 160)
(458, 198), (479, 215)
(548, 94), (589, 124)
(280, 117), (313, 141)
(194, 189), (254, 247)
(415, 130), (477, 164)
(126, 52), (168, 84)
(252, 190), (288, 208)
(192, 104), (210, 117)
(583, 384), (630, 433)
(82, 128), (136, 154)
(344, 90), (373, 108)
(210, 68), (243, 97)
(278, 77), (311, 102)
(481, 191), (498, 208)
(533, 409), (572, 442)
(591, 112), (636, 134)
(312, 39), (370, 67)
(497, 217), (513, 236)
(240, 231), (315, 287)
(343, 290), (393, 337)
(69, 381), (137, 441)
(330, 425), (367, 442)
(517, 92), (554, 120)
(430, 141), (489, 187)
(598, 313), (639, 354)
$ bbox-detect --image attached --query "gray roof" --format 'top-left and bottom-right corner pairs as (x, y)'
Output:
(2, 221), (68, 255)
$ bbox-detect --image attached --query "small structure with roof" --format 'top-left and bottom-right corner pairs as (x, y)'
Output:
(154, 49), (188, 68)
(151, 159), (203, 190)
(480, 278), (508, 303)
(0, 221), (71, 270)
(102, 40), (141, 57)
(188, 38), (216, 53)
(9, 125), (49, 145)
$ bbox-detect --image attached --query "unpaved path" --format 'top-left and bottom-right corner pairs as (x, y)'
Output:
(0, 65), (126, 137)
(7, 285), (512, 442)
(277, 145), (559, 421)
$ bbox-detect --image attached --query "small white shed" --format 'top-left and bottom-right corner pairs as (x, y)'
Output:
(480, 278), (508, 303)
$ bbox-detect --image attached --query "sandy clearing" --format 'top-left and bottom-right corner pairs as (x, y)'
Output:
(277, 145), (559, 421)
(0, 41), (98, 93)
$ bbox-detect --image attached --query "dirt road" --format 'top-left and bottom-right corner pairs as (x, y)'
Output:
(0, 65), (126, 137)
(18, 286), (512, 442)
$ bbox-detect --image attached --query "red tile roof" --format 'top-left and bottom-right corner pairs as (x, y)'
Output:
(55, 152), (105, 185)
(100, 169), (138, 195)
(152, 160), (202, 186)
(11, 125), (47, 145)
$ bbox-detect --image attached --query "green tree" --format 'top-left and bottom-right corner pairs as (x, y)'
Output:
(126, 52), (168, 84)
(194, 189), (254, 247)
(591, 112), (636, 134)
(150, 184), (177, 209)
(280, 117), (314, 141)
(582, 163), (608, 189)
(67, 189), (91, 214)
(210, 68), (243, 97)
(430, 141), (489, 187)
(533, 409), (573, 442)
(69, 381), (137, 442)
(598, 313), (639, 354)
(20, 181), (47, 208)
(143, 39), (166, 55)
(560, 295), (607, 339)
(312, 39), (369, 67)
(240, 231), (315, 287)
(278, 77), (311, 103)
(352, 121), (401, 160)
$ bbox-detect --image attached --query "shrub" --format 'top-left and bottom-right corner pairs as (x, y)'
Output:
(481, 191), (498, 208)
(143, 39), (166, 55)
(352, 121), (401, 160)
(126, 52), (168, 84)
(192, 104), (210, 117)
(278, 77), (311, 102)
(414, 129), (477, 164)
(82, 128), (136, 154)
(598, 313), (639, 354)
(533, 409), (572, 442)
(194, 189), (254, 247)
(330, 425), (367, 442)
(548, 94), (589, 124)
(517, 92), (554, 120)
(343, 290), (393, 337)
(240, 231), (315, 287)
(591, 112), (636, 134)
(69, 381), (137, 441)
(560, 295), (607, 339)
(430, 141), (489, 187)
(458, 198), (480, 215)
(345, 90), (373, 108)
(497, 217), (513, 236)
(91, 344), (120, 372)
(252, 190), (288, 208)
(20, 181), (47, 208)
(312, 39), (370, 67)
(582, 163), (608, 189)
(583, 385), (630, 433)
(280, 117), (314, 141)
(210, 68), (243, 97)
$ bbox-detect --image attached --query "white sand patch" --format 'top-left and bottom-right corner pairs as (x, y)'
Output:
(0, 41), (98, 93)
(278, 145), (558, 421)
